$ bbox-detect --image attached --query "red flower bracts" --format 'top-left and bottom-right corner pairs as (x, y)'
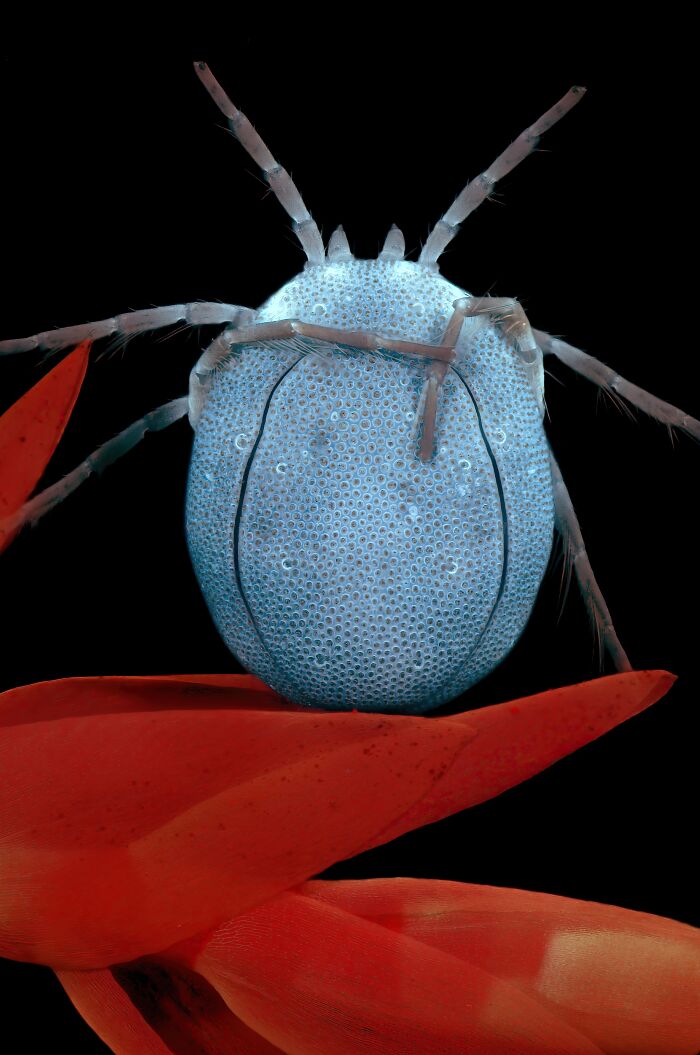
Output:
(2, 672), (698, 1053)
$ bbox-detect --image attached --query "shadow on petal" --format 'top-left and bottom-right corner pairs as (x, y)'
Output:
(59, 961), (285, 1054)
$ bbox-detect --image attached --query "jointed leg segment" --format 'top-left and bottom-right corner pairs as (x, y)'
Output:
(420, 87), (586, 268)
(455, 297), (539, 363)
(0, 304), (256, 358)
(188, 317), (460, 428)
(418, 295), (541, 460)
(0, 397), (189, 545)
(535, 329), (700, 440)
(549, 453), (632, 673)
(194, 63), (325, 265)
(187, 306), (496, 454)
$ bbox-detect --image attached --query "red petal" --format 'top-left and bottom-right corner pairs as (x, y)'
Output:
(0, 342), (90, 552)
(58, 962), (286, 1054)
(0, 676), (476, 967)
(360, 670), (675, 852)
(58, 968), (175, 1054)
(0, 673), (284, 729)
(0, 671), (673, 969)
(184, 891), (602, 1055)
(304, 878), (700, 1055)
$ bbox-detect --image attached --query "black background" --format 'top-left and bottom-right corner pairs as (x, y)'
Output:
(0, 23), (697, 1052)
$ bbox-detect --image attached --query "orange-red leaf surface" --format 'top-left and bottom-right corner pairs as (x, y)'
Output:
(0, 341), (90, 552)
(361, 670), (675, 853)
(304, 879), (700, 1055)
(185, 890), (604, 1054)
(57, 877), (700, 1055)
(0, 675), (476, 966)
(0, 673), (285, 729)
(0, 670), (673, 968)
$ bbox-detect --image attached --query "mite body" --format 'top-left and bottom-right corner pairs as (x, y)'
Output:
(2, 66), (697, 712)
(187, 260), (552, 711)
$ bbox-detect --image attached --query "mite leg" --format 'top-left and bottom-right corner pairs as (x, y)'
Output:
(0, 304), (256, 358)
(451, 295), (544, 407)
(188, 319), (458, 428)
(534, 329), (700, 440)
(0, 397), (188, 545)
(194, 63), (325, 265)
(454, 296), (539, 363)
(420, 87), (586, 267)
(417, 303), (469, 461)
(230, 320), (456, 363)
(418, 296), (542, 461)
(549, 452), (632, 673)
(189, 329), (240, 426)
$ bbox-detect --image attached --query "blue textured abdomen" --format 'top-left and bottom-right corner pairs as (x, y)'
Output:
(186, 261), (554, 712)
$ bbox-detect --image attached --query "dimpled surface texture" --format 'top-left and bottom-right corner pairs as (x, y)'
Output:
(186, 260), (554, 712)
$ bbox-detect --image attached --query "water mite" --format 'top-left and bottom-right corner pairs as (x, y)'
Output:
(1, 65), (697, 712)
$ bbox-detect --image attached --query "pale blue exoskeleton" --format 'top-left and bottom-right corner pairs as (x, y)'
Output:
(2, 66), (698, 711)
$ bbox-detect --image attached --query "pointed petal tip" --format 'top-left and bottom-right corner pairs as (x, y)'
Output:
(607, 668), (677, 715)
(650, 668), (677, 687)
(0, 340), (91, 553)
(361, 670), (677, 853)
